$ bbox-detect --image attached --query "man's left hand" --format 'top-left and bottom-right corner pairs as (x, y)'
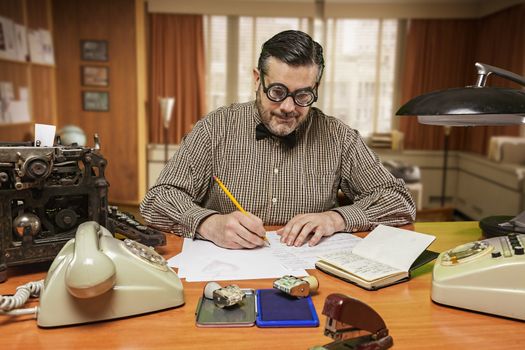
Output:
(276, 211), (345, 247)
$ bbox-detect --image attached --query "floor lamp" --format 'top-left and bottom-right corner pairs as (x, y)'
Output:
(159, 97), (175, 164)
(440, 125), (451, 207)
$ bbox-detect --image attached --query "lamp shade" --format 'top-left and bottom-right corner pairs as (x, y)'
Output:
(396, 62), (525, 126)
(159, 97), (175, 129)
(396, 87), (525, 126)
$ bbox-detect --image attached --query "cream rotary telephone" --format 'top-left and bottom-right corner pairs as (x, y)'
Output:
(1, 221), (184, 327)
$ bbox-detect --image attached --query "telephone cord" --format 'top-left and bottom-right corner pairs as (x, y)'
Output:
(0, 279), (44, 316)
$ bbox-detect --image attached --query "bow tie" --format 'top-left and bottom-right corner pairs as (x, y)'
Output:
(255, 123), (297, 148)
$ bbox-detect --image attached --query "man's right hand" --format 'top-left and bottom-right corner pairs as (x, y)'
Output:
(197, 212), (267, 249)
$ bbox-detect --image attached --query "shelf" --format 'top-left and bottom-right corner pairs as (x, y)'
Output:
(0, 57), (56, 68)
(0, 57), (30, 65)
(0, 0), (57, 142)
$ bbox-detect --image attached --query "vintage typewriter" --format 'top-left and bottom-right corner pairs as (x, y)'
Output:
(0, 136), (165, 283)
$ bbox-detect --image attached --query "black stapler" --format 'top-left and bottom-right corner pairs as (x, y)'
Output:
(311, 293), (393, 350)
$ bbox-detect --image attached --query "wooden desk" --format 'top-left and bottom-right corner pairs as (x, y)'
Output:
(1, 222), (523, 349)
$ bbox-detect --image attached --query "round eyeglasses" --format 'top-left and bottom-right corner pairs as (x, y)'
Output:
(260, 73), (318, 107)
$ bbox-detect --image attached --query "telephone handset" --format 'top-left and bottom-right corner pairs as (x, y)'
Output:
(37, 221), (184, 327)
(64, 221), (116, 298)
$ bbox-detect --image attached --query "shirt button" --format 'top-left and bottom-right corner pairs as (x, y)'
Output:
(274, 168), (279, 174)
(272, 197), (278, 204)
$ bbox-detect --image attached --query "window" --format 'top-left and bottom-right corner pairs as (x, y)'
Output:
(204, 16), (309, 109)
(204, 16), (399, 137)
(237, 17), (309, 103)
(320, 19), (399, 136)
(204, 16), (228, 109)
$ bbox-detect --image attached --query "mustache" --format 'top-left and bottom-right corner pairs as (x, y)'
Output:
(271, 111), (299, 119)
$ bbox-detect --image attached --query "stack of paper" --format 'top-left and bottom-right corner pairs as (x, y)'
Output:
(168, 232), (361, 282)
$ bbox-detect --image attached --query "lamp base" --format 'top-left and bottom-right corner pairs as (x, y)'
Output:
(479, 215), (525, 237)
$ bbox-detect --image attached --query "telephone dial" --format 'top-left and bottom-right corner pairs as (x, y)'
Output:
(432, 233), (525, 320)
(1, 221), (184, 327)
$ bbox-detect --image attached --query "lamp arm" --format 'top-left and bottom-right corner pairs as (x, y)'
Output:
(475, 62), (525, 87)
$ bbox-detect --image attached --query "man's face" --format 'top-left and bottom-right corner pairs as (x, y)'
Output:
(254, 57), (319, 136)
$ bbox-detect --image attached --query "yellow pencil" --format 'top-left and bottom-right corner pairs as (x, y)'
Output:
(213, 175), (270, 246)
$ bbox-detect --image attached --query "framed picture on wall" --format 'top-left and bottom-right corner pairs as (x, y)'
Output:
(82, 91), (109, 112)
(81, 65), (109, 87)
(80, 40), (108, 61)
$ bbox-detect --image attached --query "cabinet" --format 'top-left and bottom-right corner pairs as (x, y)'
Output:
(375, 149), (525, 220)
(455, 153), (524, 219)
(147, 144), (180, 189)
(455, 171), (520, 219)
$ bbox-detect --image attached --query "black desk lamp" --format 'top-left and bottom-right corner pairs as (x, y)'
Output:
(396, 62), (525, 208)
(396, 62), (525, 126)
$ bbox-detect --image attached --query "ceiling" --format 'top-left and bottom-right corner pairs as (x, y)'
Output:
(147, 0), (525, 18)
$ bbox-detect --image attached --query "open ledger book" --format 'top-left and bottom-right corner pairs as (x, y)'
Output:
(315, 225), (437, 290)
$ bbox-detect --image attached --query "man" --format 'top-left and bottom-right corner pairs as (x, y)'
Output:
(140, 30), (415, 249)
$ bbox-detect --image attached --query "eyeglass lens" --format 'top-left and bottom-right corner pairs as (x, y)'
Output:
(261, 74), (317, 107)
(267, 85), (315, 106)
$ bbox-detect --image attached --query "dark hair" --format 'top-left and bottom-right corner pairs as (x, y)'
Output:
(257, 30), (325, 82)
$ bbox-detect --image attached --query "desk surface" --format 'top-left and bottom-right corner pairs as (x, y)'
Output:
(1, 221), (523, 350)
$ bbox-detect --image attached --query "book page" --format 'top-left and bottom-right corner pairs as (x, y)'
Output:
(318, 250), (403, 282)
(266, 231), (361, 270)
(352, 225), (436, 272)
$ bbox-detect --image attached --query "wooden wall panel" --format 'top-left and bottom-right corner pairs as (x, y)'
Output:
(51, 0), (79, 126)
(53, 0), (142, 204)
(0, 61), (32, 142)
(0, 0), (24, 23)
(26, 0), (50, 29)
(0, 61), (28, 100)
(31, 66), (56, 125)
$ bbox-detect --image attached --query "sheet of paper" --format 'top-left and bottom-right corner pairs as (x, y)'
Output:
(34, 123), (56, 147)
(318, 250), (402, 281)
(168, 237), (306, 282)
(352, 224), (436, 271)
(167, 231), (361, 282)
(0, 16), (16, 60)
(14, 24), (28, 62)
(8, 100), (30, 123)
